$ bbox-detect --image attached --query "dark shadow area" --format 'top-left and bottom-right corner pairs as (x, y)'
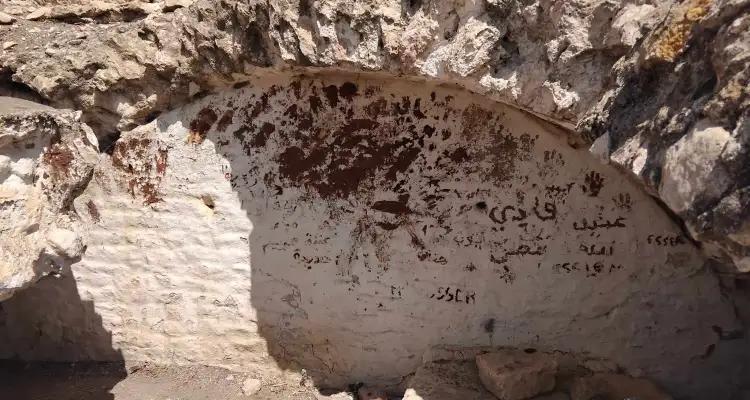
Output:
(0, 265), (126, 400)
(0, 361), (127, 400)
(0, 67), (48, 105)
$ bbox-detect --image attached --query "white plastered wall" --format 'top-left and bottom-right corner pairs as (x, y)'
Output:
(0, 75), (743, 398)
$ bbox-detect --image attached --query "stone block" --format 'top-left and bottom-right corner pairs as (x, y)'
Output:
(476, 350), (558, 400)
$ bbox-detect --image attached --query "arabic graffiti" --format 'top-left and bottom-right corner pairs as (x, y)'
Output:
(503, 244), (547, 260)
(573, 217), (626, 231)
(579, 243), (614, 256)
(489, 197), (558, 225)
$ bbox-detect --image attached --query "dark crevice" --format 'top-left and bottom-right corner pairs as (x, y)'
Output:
(100, 131), (122, 155)
(648, 193), (700, 248)
(0, 68), (48, 104)
(36, 7), (151, 25)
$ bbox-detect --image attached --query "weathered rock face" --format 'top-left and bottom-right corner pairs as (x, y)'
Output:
(0, 76), (747, 399)
(580, 0), (750, 273)
(0, 97), (98, 301)
(1, 0), (646, 134)
(0, 0), (749, 399)
(0, 0), (747, 273)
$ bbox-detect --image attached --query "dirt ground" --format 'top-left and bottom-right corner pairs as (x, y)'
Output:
(0, 361), (357, 400)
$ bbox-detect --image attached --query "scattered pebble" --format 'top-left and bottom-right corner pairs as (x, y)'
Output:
(0, 11), (16, 24)
(242, 377), (262, 396)
(26, 7), (50, 21)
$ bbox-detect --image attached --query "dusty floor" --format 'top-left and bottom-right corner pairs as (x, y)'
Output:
(0, 362), (356, 400)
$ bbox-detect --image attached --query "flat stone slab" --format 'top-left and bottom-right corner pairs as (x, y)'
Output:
(403, 360), (496, 400)
(0, 96), (53, 114)
(476, 350), (557, 400)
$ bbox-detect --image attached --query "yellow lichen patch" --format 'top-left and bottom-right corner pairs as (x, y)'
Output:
(651, 0), (712, 62)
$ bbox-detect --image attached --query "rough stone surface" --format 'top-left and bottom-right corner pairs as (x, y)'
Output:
(0, 96), (98, 301)
(569, 373), (672, 400)
(1, 0), (639, 134)
(476, 350), (557, 400)
(403, 360), (496, 400)
(0, 0), (746, 273)
(0, 76), (747, 399)
(241, 376), (262, 396)
(0, 1), (749, 399)
(579, 0), (750, 272)
(0, 11), (15, 24)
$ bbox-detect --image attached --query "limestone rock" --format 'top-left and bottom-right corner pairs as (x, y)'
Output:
(569, 373), (672, 400)
(25, 7), (50, 21)
(0, 0), (671, 136)
(0, 11), (15, 24)
(579, 0), (750, 272)
(241, 377), (262, 396)
(163, 0), (194, 12)
(476, 350), (557, 400)
(0, 97), (98, 301)
(403, 360), (496, 400)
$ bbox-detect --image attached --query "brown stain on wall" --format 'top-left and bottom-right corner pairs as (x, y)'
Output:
(338, 82), (358, 101)
(227, 80), (533, 209)
(371, 199), (412, 215)
(217, 110), (234, 132)
(250, 122), (276, 148)
(488, 132), (536, 183)
(277, 117), (422, 199)
(42, 144), (74, 176)
(111, 137), (166, 205)
(155, 149), (168, 175)
(86, 200), (101, 223)
(188, 107), (218, 144)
